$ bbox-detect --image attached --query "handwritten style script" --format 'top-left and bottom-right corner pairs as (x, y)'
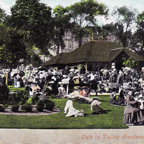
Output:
(81, 134), (144, 140)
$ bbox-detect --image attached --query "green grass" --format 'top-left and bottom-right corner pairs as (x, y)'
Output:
(0, 95), (128, 129)
(8, 86), (25, 92)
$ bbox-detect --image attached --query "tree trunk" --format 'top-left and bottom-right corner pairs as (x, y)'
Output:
(79, 39), (82, 47)
(78, 29), (83, 47)
(57, 41), (60, 55)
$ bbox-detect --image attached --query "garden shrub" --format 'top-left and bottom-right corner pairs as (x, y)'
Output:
(3, 104), (8, 109)
(32, 95), (39, 104)
(17, 90), (28, 104)
(8, 93), (17, 105)
(43, 99), (50, 104)
(37, 99), (44, 106)
(26, 98), (32, 105)
(44, 88), (57, 99)
(36, 99), (45, 112)
(0, 105), (5, 112)
(45, 99), (55, 111)
(11, 105), (20, 112)
(36, 105), (44, 112)
(21, 103), (32, 112)
(50, 94), (57, 99)
(0, 84), (9, 104)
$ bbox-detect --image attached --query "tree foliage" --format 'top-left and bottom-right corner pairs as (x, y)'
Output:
(134, 12), (144, 54)
(101, 23), (116, 35)
(23, 46), (43, 67)
(122, 57), (137, 68)
(52, 5), (72, 54)
(112, 6), (137, 48)
(0, 7), (6, 23)
(10, 0), (53, 51)
(1, 0), (144, 67)
(65, 0), (108, 47)
(0, 24), (27, 67)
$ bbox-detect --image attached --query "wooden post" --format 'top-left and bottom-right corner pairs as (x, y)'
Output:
(6, 72), (8, 85)
(85, 62), (88, 70)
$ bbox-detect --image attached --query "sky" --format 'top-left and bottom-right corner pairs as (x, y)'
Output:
(0, 0), (144, 25)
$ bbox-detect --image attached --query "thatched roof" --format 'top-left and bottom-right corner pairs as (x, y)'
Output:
(123, 49), (144, 61)
(109, 48), (144, 62)
(45, 41), (144, 66)
(65, 41), (121, 63)
(44, 53), (68, 66)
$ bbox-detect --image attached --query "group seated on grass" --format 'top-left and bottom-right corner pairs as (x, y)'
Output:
(0, 93), (128, 129)
(109, 90), (125, 106)
(0, 83), (106, 119)
(0, 84), (106, 116)
(2, 64), (144, 128)
(109, 88), (144, 126)
(1, 82), (144, 127)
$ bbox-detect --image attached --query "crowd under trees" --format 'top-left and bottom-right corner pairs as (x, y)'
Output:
(0, 0), (144, 68)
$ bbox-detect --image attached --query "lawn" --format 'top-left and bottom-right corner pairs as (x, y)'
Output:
(0, 94), (128, 129)
(8, 86), (25, 92)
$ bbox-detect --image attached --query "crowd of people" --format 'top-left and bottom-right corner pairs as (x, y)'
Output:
(1, 63), (144, 125)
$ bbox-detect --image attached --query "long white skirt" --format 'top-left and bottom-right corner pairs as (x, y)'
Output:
(65, 107), (84, 117)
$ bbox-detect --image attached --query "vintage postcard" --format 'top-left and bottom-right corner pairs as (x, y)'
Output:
(0, 0), (144, 143)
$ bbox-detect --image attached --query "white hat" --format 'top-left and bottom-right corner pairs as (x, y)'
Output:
(119, 70), (123, 74)
(75, 69), (79, 73)
(63, 75), (67, 78)
(69, 69), (74, 72)
(52, 76), (56, 81)
(100, 69), (104, 72)
(128, 91), (132, 96)
(112, 66), (115, 69)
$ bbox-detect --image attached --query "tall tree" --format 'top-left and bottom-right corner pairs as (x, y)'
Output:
(10, 0), (53, 52)
(101, 23), (116, 35)
(133, 12), (144, 55)
(52, 5), (72, 54)
(66, 0), (108, 47)
(0, 7), (6, 23)
(0, 24), (27, 68)
(112, 6), (137, 48)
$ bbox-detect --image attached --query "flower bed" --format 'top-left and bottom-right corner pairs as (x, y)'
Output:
(0, 105), (60, 115)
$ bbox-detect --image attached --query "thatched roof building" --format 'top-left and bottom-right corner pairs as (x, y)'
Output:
(45, 41), (144, 71)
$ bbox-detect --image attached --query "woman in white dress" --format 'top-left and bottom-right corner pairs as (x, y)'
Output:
(64, 96), (84, 117)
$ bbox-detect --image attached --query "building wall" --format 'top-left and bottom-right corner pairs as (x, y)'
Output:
(46, 31), (88, 61)
(61, 31), (88, 53)
(46, 32), (117, 62)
